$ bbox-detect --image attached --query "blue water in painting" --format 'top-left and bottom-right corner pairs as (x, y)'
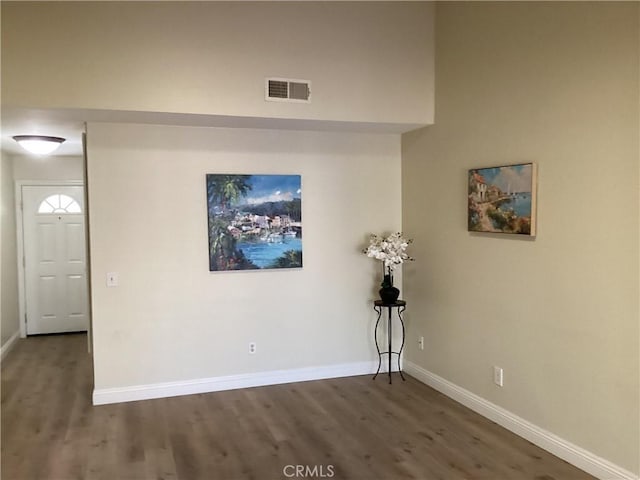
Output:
(500, 193), (532, 217)
(237, 237), (302, 268)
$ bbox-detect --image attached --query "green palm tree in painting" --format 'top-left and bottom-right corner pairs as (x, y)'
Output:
(269, 250), (303, 269)
(207, 175), (257, 271)
(207, 175), (251, 213)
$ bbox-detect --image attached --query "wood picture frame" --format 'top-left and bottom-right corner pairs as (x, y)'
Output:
(468, 163), (537, 236)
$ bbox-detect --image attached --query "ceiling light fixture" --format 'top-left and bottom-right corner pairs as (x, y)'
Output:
(12, 135), (66, 155)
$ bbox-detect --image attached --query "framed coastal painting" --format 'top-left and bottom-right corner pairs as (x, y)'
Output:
(206, 174), (302, 271)
(468, 163), (537, 236)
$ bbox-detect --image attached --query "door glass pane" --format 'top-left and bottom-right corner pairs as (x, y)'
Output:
(38, 194), (82, 214)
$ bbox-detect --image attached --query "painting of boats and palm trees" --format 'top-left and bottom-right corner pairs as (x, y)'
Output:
(207, 174), (302, 271)
(468, 163), (537, 236)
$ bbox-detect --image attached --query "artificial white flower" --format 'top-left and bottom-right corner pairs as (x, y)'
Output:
(362, 232), (414, 271)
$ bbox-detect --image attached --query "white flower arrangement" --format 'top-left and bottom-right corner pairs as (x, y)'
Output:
(362, 232), (414, 271)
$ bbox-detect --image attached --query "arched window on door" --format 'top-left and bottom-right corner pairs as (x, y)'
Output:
(37, 194), (82, 214)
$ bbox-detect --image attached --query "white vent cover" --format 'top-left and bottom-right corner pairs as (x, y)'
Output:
(265, 78), (311, 103)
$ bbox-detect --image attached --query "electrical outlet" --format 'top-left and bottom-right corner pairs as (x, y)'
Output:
(493, 366), (504, 387)
(249, 342), (256, 354)
(418, 336), (424, 350)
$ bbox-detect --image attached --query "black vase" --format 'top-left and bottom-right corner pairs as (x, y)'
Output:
(379, 286), (400, 304)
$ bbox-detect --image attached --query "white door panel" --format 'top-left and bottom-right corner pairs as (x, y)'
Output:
(22, 185), (89, 335)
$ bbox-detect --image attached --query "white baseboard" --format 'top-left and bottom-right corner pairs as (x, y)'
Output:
(1, 331), (20, 361)
(93, 360), (398, 406)
(404, 361), (638, 480)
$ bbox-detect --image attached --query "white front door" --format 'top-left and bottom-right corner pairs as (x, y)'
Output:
(22, 185), (89, 335)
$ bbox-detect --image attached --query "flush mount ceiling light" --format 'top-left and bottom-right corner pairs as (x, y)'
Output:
(12, 135), (66, 155)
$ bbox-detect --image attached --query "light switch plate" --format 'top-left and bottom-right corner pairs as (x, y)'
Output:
(106, 272), (119, 287)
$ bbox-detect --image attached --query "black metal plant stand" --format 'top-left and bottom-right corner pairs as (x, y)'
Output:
(373, 300), (406, 384)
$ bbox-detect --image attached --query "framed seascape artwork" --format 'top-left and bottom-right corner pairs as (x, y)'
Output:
(468, 163), (537, 236)
(206, 174), (302, 271)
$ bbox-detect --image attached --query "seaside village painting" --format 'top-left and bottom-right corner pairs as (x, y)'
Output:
(207, 174), (303, 271)
(468, 163), (537, 236)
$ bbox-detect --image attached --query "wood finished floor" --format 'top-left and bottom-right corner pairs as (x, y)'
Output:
(2, 334), (595, 480)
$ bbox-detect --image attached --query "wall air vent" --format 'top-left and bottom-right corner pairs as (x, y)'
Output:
(265, 78), (311, 103)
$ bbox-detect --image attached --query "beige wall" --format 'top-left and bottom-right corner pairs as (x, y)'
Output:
(1, 153), (19, 346)
(2, 2), (434, 128)
(12, 155), (83, 182)
(86, 122), (401, 390)
(402, 2), (639, 475)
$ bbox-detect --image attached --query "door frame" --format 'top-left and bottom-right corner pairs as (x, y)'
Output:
(15, 180), (88, 338)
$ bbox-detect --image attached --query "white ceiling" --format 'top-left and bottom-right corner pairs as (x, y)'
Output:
(2, 106), (425, 158)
